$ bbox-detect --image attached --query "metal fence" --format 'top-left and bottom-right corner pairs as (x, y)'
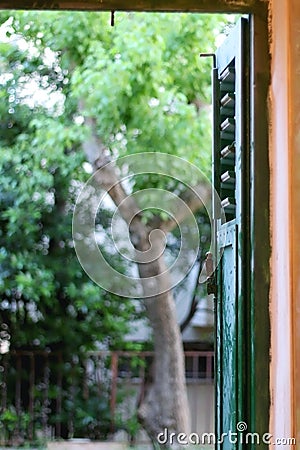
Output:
(0, 350), (213, 445)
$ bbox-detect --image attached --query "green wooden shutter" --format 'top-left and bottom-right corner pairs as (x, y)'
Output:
(212, 18), (250, 450)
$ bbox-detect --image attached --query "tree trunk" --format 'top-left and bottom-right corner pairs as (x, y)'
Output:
(81, 122), (192, 448)
(136, 239), (191, 448)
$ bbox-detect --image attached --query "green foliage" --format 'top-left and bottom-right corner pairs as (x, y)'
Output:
(0, 10), (228, 350)
(2, 11), (229, 171)
(0, 18), (137, 353)
(0, 125), (135, 351)
(0, 10), (230, 442)
(0, 406), (30, 445)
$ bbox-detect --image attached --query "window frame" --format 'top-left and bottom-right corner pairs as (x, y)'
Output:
(0, 0), (271, 440)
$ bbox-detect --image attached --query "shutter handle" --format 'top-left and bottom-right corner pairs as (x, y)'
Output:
(199, 53), (216, 68)
(205, 252), (217, 296)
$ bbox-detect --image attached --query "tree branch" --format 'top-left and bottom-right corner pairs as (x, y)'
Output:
(81, 118), (151, 249)
(82, 117), (140, 221)
(81, 113), (210, 235)
(149, 183), (211, 233)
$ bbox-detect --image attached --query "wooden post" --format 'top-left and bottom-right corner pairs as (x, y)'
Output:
(28, 353), (35, 440)
(56, 353), (63, 438)
(110, 352), (118, 433)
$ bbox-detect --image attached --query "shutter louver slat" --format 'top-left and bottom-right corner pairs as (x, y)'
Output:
(218, 64), (237, 220)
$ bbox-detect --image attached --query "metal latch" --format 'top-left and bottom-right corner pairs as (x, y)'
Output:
(205, 252), (217, 296)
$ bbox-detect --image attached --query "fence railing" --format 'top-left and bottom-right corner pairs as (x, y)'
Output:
(0, 350), (213, 445)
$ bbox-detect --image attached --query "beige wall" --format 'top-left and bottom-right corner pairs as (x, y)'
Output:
(290, 0), (300, 444)
(270, 0), (300, 446)
(187, 383), (214, 434)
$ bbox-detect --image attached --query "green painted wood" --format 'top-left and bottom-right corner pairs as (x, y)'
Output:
(220, 223), (237, 450)
(213, 10), (270, 447)
(248, 13), (270, 448)
(213, 18), (250, 450)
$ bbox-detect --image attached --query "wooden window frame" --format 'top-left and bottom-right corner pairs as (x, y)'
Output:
(0, 0), (266, 13)
(0, 0), (271, 439)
